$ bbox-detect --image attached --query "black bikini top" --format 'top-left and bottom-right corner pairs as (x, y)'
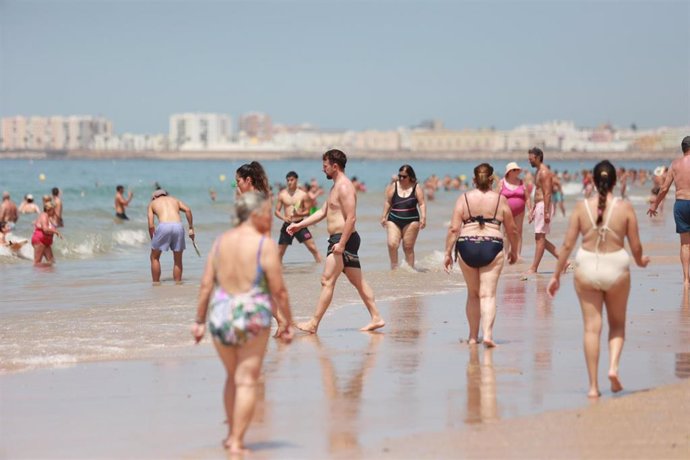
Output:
(462, 193), (502, 227)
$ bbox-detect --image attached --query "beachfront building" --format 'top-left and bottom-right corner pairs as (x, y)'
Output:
(238, 112), (273, 142)
(92, 133), (168, 151)
(351, 130), (401, 153)
(169, 113), (232, 151)
(0, 115), (112, 151)
(409, 128), (499, 154)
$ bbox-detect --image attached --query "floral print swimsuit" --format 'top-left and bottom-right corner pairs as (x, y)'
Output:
(208, 236), (273, 346)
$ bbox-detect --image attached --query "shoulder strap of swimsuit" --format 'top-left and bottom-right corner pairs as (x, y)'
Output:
(583, 199), (597, 228)
(463, 193), (472, 219)
(253, 236), (266, 286)
(492, 193), (501, 220)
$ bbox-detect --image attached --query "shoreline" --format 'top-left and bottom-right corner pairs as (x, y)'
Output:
(0, 148), (681, 161)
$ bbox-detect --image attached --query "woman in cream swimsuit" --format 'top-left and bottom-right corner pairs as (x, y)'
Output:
(548, 160), (649, 398)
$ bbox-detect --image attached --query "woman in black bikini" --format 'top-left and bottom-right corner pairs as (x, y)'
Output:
(444, 163), (518, 347)
(380, 164), (427, 269)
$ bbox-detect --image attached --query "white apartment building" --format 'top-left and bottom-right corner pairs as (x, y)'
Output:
(169, 113), (232, 150)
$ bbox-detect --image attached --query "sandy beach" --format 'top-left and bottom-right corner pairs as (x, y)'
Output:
(2, 253), (689, 458)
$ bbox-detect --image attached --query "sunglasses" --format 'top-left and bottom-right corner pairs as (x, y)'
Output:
(398, 174), (409, 179)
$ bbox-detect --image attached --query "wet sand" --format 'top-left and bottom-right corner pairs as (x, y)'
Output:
(2, 253), (689, 458)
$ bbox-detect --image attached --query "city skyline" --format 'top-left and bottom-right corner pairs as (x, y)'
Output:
(1, 1), (688, 134)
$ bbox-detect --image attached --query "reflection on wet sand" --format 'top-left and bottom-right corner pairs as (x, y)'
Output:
(300, 333), (383, 456)
(533, 278), (554, 372)
(465, 346), (498, 424)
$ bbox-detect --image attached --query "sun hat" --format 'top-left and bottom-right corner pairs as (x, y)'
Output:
(654, 166), (665, 177)
(26, 194), (34, 201)
(505, 162), (521, 176)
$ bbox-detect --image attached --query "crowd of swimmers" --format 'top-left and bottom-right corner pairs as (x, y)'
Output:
(2, 137), (690, 452)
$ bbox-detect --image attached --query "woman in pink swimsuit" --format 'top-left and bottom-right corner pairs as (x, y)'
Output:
(499, 162), (531, 257)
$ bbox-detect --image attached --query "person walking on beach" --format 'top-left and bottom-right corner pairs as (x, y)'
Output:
(52, 187), (64, 227)
(0, 192), (18, 225)
(287, 149), (385, 334)
(499, 162), (531, 257)
(548, 160), (649, 398)
(648, 136), (690, 285)
(114, 185), (134, 220)
(147, 189), (194, 284)
(444, 163), (518, 347)
(380, 164), (427, 269)
(525, 147), (563, 276)
(275, 171), (322, 263)
(192, 191), (294, 454)
(31, 201), (62, 266)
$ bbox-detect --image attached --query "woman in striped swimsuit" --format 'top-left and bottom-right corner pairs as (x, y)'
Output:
(381, 164), (427, 269)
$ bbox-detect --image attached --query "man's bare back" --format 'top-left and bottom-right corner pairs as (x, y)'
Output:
(150, 196), (185, 223)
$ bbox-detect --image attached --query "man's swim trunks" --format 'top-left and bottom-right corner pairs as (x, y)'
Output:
(327, 232), (361, 269)
(278, 221), (313, 245)
(533, 201), (553, 235)
(674, 199), (690, 234)
(151, 222), (186, 252)
(115, 212), (129, 220)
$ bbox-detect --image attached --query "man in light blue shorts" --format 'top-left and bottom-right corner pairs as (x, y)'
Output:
(147, 189), (195, 284)
(648, 136), (690, 284)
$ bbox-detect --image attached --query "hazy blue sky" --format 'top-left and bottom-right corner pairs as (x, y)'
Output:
(1, 0), (688, 134)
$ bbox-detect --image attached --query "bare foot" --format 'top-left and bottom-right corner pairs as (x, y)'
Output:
(609, 372), (623, 393)
(224, 439), (250, 455)
(522, 270), (536, 280)
(587, 388), (601, 398)
(483, 338), (496, 348)
(273, 323), (288, 338)
(360, 318), (385, 332)
(152, 281), (161, 286)
(295, 320), (318, 334)
(467, 338), (479, 345)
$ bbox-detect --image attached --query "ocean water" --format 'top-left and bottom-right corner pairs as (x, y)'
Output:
(0, 157), (674, 373)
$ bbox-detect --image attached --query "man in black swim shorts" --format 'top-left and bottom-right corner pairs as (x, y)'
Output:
(275, 171), (322, 263)
(287, 149), (385, 334)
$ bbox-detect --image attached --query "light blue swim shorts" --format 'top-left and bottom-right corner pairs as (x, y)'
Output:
(151, 222), (186, 252)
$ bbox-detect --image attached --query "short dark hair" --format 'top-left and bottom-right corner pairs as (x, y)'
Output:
(682, 136), (690, 153)
(528, 147), (544, 162)
(286, 171), (298, 180)
(116, 185), (124, 192)
(52, 187), (59, 196)
(322, 149), (347, 170)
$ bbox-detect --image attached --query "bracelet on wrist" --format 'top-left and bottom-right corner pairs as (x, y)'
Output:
(195, 319), (205, 325)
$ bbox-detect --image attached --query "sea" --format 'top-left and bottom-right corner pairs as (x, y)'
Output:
(0, 157), (677, 374)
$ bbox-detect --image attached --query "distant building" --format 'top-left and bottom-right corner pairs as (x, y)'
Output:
(169, 113), (232, 150)
(238, 112), (272, 141)
(410, 128), (499, 153)
(0, 115), (112, 150)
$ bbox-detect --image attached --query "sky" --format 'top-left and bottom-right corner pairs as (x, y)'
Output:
(0, 0), (688, 134)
